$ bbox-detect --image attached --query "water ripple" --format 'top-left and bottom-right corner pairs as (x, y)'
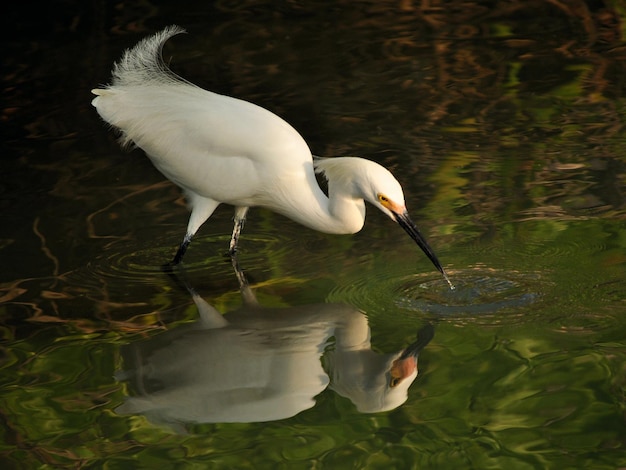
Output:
(395, 270), (541, 316)
(82, 231), (291, 283)
(328, 266), (544, 324)
(467, 236), (608, 264)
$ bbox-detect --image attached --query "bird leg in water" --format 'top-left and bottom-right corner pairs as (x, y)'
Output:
(172, 233), (192, 265)
(230, 251), (260, 306)
(228, 207), (249, 255)
(230, 255), (248, 289)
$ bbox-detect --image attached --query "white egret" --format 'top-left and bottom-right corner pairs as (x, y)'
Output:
(92, 25), (453, 287)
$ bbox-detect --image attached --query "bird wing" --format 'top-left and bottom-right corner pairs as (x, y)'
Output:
(93, 82), (314, 204)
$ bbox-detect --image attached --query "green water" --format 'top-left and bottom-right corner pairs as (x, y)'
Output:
(2, 1), (626, 468)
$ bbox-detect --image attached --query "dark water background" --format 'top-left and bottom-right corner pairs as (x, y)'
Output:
(2, 1), (626, 468)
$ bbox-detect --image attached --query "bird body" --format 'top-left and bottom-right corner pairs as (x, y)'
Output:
(92, 26), (452, 286)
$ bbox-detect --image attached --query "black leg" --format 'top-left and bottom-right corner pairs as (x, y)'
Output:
(171, 233), (192, 265)
(230, 253), (248, 289)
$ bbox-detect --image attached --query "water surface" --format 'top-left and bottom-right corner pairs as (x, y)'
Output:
(2, 1), (626, 468)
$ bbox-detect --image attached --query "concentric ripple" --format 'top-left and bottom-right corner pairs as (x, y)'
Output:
(395, 270), (540, 316)
(328, 266), (545, 323)
(83, 232), (289, 282)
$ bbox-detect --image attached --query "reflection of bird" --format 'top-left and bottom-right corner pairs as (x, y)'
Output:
(92, 26), (452, 287)
(115, 263), (435, 426)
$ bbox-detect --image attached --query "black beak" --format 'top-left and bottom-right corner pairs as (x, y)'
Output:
(395, 210), (454, 289)
(400, 324), (435, 360)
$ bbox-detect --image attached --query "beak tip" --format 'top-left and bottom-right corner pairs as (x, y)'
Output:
(395, 211), (454, 289)
(442, 271), (455, 290)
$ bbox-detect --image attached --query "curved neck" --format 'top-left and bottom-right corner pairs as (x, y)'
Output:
(271, 169), (366, 235)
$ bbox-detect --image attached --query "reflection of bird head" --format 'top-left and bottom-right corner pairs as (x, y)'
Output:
(327, 349), (418, 413)
(326, 324), (434, 413)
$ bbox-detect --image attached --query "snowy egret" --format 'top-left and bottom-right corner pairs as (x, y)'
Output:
(92, 25), (453, 287)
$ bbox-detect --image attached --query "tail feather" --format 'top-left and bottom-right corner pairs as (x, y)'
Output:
(110, 25), (186, 88)
(91, 26), (187, 148)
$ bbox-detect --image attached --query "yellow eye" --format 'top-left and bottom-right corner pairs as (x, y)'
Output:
(378, 194), (389, 203)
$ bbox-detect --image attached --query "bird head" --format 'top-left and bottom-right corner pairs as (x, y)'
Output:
(360, 160), (452, 286)
(314, 157), (453, 287)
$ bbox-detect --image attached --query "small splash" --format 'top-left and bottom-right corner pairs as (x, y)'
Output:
(396, 270), (540, 316)
(442, 270), (455, 291)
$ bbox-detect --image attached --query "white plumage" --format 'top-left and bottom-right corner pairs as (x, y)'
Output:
(92, 26), (451, 286)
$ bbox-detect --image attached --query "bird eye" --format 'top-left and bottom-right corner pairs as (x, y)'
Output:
(378, 194), (389, 203)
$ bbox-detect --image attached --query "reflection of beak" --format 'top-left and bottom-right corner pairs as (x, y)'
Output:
(394, 210), (454, 289)
(390, 324), (435, 387)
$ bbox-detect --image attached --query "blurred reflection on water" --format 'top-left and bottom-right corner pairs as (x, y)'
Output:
(1, 1), (626, 468)
(116, 266), (433, 428)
